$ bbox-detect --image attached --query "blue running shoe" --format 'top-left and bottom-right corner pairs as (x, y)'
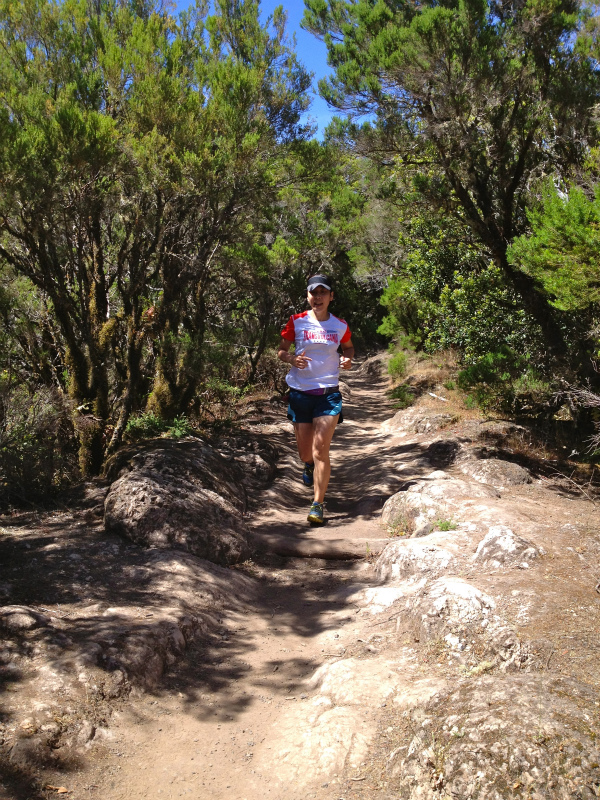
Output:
(307, 501), (324, 525)
(302, 462), (314, 487)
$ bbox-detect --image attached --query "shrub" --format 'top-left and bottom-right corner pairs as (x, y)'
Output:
(166, 416), (194, 438)
(124, 412), (165, 440)
(437, 518), (457, 531)
(457, 346), (554, 414)
(124, 413), (195, 441)
(388, 384), (415, 409)
(388, 351), (408, 379)
(0, 384), (78, 505)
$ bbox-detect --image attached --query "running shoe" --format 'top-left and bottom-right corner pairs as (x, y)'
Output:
(302, 462), (314, 487)
(307, 501), (324, 525)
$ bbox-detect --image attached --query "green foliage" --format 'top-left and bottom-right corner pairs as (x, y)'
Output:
(388, 383), (414, 409)
(508, 182), (600, 312)
(166, 416), (194, 439)
(0, 0), (314, 472)
(457, 346), (554, 413)
(378, 277), (424, 347)
(305, 0), (600, 362)
(124, 412), (194, 441)
(388, 351), (408, 380)
(378, 216), (549, 370)
(124, 412), (165, 440)
(0, 384), (78, 505)
(457, 348), (523, 390)
(436, 519), (457, 532)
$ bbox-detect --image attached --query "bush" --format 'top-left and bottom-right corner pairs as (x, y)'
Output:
(388, 383), (415, 409)
(388, 351), (408, 379)
(0, 384), (78, 505)
(457, 347), (554, 414)
(124, 413), (194, 441)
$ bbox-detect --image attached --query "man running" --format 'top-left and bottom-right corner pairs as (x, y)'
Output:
(278, 274), (354, 524)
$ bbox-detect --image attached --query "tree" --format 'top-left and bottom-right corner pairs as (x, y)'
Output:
(303, 0), (600, 364)
(378, 211), (548, 362)
(508, 181), (600, 313)
(0, 0), (311, 473)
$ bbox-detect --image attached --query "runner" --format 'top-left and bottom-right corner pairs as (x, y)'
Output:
(278, 274), (354, 524)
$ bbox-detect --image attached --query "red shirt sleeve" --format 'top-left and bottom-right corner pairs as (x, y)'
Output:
(280, 315), (295, 342)
(340, 322), (352, 344)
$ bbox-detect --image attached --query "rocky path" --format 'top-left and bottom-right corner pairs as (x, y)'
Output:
(51, 358), (411, 800)
(3, 355), (600, 800)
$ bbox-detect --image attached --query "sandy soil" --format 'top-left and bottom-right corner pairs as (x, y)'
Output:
(41, 362), (409, 800)
(2, 356), (600, 800)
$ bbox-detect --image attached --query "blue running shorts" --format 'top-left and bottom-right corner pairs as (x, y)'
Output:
(287, 389), (343, 424)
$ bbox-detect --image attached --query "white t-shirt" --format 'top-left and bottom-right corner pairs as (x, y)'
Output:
(281, 311), (352, 391)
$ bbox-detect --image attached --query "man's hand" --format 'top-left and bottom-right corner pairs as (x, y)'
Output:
(293, 350), (312, 369)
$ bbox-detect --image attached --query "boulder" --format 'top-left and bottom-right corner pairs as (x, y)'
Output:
(375, 539), (455, 583)
(425, 438), (462, 467)
(0, 606), (49, 631)
(459, 457), (532, 487)
(407, 577), (496, 640)
(354, 353), (388, 378)
(473, 526), (541, 569)
(381, 473), (499, 536)
(104, 439), (254, 565)
(405, 577), (527, 670)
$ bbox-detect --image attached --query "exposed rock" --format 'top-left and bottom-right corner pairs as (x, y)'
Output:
(484, 624), (525, 670)
(354, 352), (388, 378)
(76, 720), (96, 745)
(459, 456), (532, 487)
(260, 658), (445, 788)
(455, 419), (529, 441)
(414, 415), (458, 435)
(350, 586), (408, 614)
(473, 526), (541, 569)
(425, 438), (462, 467)
(381, 474), (499, 536)
(407, 577), (496, 640)
(381, 409), (458, 436)
(80, 552), (255, 688)
(9, 735), (53, 767)
(308, 657), (401, 707)
(404, 576), (529, 671)
(104, 439), (253, 565)
(339, 379), (351, 399)
(0, 606), (49, 631)
(212, 435), (278, 491)
(375, 539), (455, 583)
(390, 675), (600, 800)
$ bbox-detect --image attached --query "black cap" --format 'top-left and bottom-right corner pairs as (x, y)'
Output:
(307, 274), (331, 292)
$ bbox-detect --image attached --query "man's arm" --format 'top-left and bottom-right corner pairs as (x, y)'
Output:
(278, 338), (312, 369)
(340, 338), (354, 370)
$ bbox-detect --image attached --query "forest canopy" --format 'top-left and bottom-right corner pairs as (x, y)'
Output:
(0, 0), (383, 488)
(1, 0), (600, 499)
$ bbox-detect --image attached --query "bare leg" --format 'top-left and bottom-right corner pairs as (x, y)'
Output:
(294, 423), (314, 464)
(311, 415), (339, 503)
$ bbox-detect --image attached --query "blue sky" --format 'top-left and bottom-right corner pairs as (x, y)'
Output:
(258, 0), (336, 135)
(175, 0), (337, 136)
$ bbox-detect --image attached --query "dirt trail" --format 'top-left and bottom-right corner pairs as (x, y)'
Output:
(60, 361), (404, 799)
(6, 356), (600, 799)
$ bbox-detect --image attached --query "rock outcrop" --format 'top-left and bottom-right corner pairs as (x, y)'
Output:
(381, 471), (500, 536)
(104, 437), (275, 565)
